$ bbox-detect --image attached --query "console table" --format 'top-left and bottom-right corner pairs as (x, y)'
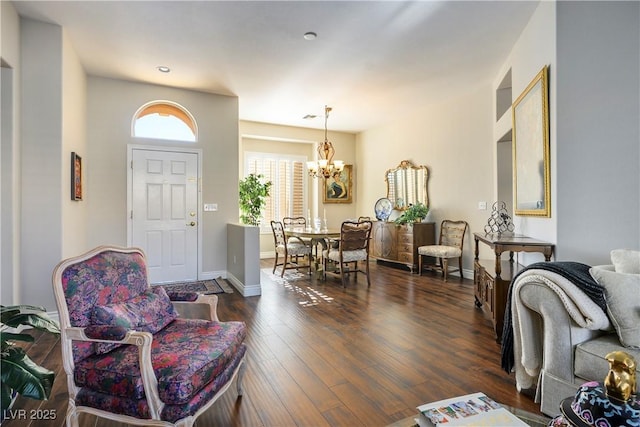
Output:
(473, 232), (554, 340)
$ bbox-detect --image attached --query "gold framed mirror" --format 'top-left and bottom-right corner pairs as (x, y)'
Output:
(385, 160), (429, 210)
(512, 65), (550, 217)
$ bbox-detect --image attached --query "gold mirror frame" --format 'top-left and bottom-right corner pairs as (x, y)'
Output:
(512, 65), (550, 217)
(385, 160), (429, 210)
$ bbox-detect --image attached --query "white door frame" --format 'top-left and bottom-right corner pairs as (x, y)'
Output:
(127, 144), (203, 280)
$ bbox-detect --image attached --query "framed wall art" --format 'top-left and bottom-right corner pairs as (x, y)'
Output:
(323, 164), (352, 204)
(71, 152), (83, 201)
(512, 65), (550, 217)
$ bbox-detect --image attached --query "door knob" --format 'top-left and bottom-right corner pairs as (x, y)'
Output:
(187, 221), (196, 227)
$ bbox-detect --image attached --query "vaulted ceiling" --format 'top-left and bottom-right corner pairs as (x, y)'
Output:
(13, 1), (539, 132)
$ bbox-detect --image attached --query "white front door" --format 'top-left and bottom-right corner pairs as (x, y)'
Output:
(131, 148), (199, 283)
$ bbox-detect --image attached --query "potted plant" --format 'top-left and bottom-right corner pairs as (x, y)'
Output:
(239, 173), (272, 226)
(1, 305), (60, 418)
(394, 202), (429, 225)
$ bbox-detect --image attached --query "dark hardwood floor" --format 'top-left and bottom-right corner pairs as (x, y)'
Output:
(4, 259), (542, 427)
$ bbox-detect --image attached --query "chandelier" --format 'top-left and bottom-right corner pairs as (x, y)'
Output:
(307, 106), (344, 179)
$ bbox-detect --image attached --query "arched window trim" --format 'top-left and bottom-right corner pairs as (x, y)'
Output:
(132, 100), (198, 141)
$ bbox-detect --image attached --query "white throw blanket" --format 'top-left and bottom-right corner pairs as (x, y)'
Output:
(511, 269), (611, 390)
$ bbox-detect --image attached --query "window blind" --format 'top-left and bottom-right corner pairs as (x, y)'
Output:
(245, 153), (307, 231)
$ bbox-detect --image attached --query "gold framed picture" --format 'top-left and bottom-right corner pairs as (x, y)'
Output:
(323, 164), (352, 204)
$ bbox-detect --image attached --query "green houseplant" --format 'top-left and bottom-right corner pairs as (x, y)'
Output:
(394, 202), (429, 225)
(239, 173), (272, 226)
(1, 305), (60, 416)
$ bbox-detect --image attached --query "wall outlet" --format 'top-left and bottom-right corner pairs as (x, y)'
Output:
(204, 203), (218, 212)
(478, 201), (487, 210)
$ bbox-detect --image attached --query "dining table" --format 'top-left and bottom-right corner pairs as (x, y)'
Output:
(283, 227), (341, 275)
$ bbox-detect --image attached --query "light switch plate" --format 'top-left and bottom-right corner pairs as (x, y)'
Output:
(204, 203), (218, 212)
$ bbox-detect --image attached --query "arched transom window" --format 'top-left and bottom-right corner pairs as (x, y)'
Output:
(133, 101), (197, 142)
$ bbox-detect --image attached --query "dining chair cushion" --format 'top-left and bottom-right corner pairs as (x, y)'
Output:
(418, 245), (462, 258)
(74, 318), (247, 406)
(325, 248), (368, 263)
(276, 243), (311, 256)
(91, 286), (178, 354)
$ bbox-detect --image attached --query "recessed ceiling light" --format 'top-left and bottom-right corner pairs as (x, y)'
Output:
(157, 66), (171, 73)
(303, 32), (317, 41)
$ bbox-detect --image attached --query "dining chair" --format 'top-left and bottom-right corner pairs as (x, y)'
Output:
(327, 218), (369, 250)
(417, 220), (468, 281)
(283, 216), (313, 245)
(322, 219), (373, 287)
(270, 220), (312, 277)
(283, 216), (307, 230)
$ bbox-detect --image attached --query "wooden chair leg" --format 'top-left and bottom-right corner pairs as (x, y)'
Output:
(366, 259), (371, 287)
(459, 257), (463, 281)
(273, 253), (279, 274)
(340, 261), (347, 288)
(443, 258), (449, 282)
(418, 254), (423, 276)
(323, 256), (327, 280)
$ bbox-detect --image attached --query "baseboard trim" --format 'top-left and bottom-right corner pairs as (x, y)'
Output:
(260, 251), (275, 259)
(226, 272), (262, 297)
(199, 270), (227, 280)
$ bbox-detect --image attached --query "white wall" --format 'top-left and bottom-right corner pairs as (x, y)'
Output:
(555, 1), (639, 263)
(20, 18), (64, 310)
(494, 0), (639, 265)
(492, 1), (556, 265)
(226, 223), (261, 296)
(356, 85), (495, 273)
(87, 77), (239, 275)
(1, 0), (21, 305)
(61, 29), (88, 259)
(17, 17), (87, 310)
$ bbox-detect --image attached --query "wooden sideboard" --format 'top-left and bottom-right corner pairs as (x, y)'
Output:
(371, 222), (435, 272)
(473, 232), (554, 341)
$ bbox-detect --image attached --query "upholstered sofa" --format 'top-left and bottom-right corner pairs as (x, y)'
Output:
(506, 250), (640, 416)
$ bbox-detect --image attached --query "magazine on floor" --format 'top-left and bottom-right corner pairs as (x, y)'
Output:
(416, 392), (528, 426)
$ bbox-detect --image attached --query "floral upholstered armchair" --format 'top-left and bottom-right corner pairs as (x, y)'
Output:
(51, 246), (247, 427)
